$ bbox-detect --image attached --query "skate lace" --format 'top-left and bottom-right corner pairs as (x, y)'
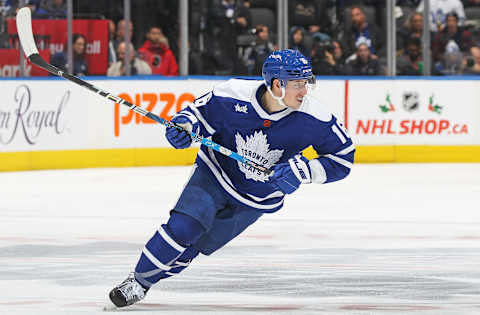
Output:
(119, 274), (145, 303)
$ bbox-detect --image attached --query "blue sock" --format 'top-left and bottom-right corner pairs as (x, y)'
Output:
(134, 212), (204, 288)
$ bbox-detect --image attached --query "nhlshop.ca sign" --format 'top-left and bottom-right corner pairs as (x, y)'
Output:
(356, 119), (468, 136)
(348, 81), (478, 145)
(356, 94), (468, 135)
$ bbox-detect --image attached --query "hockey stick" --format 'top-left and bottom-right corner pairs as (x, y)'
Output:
(15, 7), (271, 175)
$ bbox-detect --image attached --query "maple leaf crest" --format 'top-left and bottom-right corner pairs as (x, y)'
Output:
(235, 131), (283, 182)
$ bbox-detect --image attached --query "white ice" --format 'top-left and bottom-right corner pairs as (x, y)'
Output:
(1, 163), (480, 315)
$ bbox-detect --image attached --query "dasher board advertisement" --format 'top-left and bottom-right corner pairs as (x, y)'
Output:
(0, 78), (344, 152)
(348, 80), (480, 145)
(0, 79), (218, 152)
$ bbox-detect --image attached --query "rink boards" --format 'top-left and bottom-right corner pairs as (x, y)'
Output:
(1, 76), (480, 171)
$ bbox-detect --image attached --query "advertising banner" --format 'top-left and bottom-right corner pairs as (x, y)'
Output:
(103, 80), (220, 148)
(8, 18), (108, 75)
(0, 78), (346, 153)
(0, 79), (220, 152)
(0, 80), (86, 151)
(0, 49), (50, 77)
(1, 77), (480, 170)
(348, 80), (480, 145)
(310, 79), (346, 124)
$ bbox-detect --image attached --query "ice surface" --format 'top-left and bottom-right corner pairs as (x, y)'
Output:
(1, 164), (480, 314)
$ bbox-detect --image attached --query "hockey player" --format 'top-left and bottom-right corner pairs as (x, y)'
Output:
(108, 49), (355, 307)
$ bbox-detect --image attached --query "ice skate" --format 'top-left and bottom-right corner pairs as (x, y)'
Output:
(108, 273), (147, 308)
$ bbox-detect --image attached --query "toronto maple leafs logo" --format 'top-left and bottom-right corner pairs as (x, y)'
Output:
(235, 131), (283, 182)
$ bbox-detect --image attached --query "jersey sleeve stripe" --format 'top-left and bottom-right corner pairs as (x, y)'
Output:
(324, 154), (354, 169)
(335, 144), (355, 156)
(177, 110), (198, 125)
(308, 159), (327, 184)
(188, 103), (216, 135)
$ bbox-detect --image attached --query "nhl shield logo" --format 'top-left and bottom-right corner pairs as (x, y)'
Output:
(402, 92), (419, 112)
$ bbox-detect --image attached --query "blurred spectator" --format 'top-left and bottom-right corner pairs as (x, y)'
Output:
(50, 33), (88, 76)
(397, 12), (423, 52)
(138, 26), (178, 76)
(343, 5), (385, 59)
(1, 0), (38, 48)
(333, 40), (346, 65)
(213, 0), (251, 39)
(397, 37), (424, 75)
(416, 0), (466, 32)
(461, 46), (480, 74)
(462, 0), (480, 6)
(432, 12), (473, 62)
(289, 0), (332, 35)
(189, 38), (205, 75)
(289, 26), (310, 58)
(0, 0), (11, 48)
(0, 0), (11, 13)
(396, 0), (422, 7)
(72, 0), (123, 21)
(130, 0), (179, 51)
(205, 0), (251, 75)
(5, 0), (38, 16)
(111, 19), (135, 73)
(23, 0), (38, 13)
(108, 20), (117, 66)
(435, 40), (464, 74)
(345, 42), (384, 75)
(35, 0), (66, 19)
(247, 0), (275, 10)
(107, 41), (152, 76)
(311, 38), (346, 75)
(242, 24), (275, 75)
(115, 19), (134, 51)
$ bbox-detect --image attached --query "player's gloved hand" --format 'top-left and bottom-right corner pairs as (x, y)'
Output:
(270, 155), (312, 194)
(166, 114), (198, 149)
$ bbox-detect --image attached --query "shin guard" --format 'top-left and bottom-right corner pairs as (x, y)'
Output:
(134, 224), (189, 288)
(134, 213), (203, 289)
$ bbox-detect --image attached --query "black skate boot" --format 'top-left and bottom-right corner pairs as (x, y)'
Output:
(109, 273), (147, 307)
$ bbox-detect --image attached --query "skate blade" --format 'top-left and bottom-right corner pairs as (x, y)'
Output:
(103, 304), (121, 312)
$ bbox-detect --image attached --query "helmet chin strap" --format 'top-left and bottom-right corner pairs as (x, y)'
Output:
(266, 81), (288, 109)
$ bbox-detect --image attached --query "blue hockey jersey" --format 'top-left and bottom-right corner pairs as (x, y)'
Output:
(179, 79), (355, 213)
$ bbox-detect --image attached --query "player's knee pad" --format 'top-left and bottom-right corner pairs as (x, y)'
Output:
(166, 211), (205, 246)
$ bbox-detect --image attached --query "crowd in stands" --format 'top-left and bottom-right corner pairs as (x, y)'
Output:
(1, 0), (480, 76)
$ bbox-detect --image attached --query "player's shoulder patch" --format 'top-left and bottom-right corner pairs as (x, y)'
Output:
(213, 79), (263, 102)
(298, 95), (333, 122)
